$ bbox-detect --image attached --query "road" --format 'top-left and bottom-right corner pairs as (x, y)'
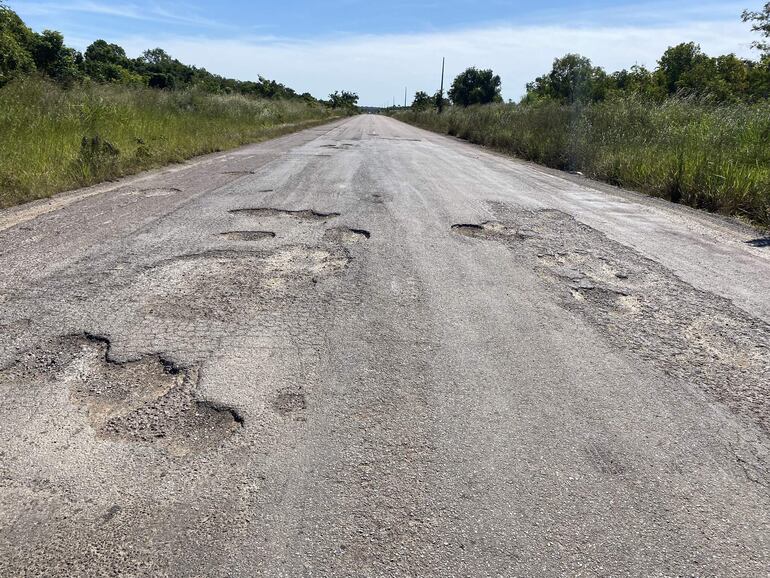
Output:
(1, 115), (769, 576)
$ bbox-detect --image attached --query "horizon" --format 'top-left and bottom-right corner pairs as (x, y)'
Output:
(11, 0), (761, 105)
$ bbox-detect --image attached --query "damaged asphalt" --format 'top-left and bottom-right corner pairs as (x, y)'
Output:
(1, 115), (769, 576)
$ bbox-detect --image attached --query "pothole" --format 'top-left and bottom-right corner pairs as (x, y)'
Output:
(451, 222), (521, 239)
(323, 227), (370, 242)
(229, 208), (340, 221)
(273, 389), (306, 416)
(219, 231), (276, 241)
(222, 170), (257, 176)
(44, 335), (243, 455)
(135, 246), (350, 322)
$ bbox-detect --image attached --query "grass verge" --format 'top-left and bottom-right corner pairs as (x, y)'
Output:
(392, 97), (770, 228)
(0, 78), (341, 208)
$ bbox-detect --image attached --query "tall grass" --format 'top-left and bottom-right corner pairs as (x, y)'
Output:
(394, 97), (770, 228)
(0, 78), (340, 207)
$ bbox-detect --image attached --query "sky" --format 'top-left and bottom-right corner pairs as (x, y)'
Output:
(9, 0), (762, 105)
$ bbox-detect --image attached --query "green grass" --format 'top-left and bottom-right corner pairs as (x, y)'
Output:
(393, 97), (770, 228)
(0, 78), (341, 208)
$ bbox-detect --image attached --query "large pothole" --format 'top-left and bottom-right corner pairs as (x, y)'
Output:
(66, 335), (241, 455)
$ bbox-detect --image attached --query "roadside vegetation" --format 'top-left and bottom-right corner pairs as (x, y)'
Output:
(0, 1), (357, 207)
(391, 4), (770, 228)
(0, 80), (339, 207)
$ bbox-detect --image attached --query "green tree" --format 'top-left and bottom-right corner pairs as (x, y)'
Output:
(328, 90), (359, 109)
(411, 90), (433, 110)
(83, 39), (142, 84)
(746, 55), (770, 99)
(433, 90), (446, 110)
(743, 3), (770, 53)
(608, 65), (662, 100)
(657, 42), (707, 95)
(32, 30), (82, 84)
(448, 67), (502, 106)
(525, 54), (607, 103)
(0, 2), (36, 85)
(141, 47), (173, 66)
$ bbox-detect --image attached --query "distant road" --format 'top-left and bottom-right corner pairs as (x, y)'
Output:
(1, 115), (769, 576)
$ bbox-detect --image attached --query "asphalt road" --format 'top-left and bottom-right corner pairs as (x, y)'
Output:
(1, 115), (769, 576)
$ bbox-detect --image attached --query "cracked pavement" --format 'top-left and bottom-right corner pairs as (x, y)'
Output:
(1, 115), (769, 576)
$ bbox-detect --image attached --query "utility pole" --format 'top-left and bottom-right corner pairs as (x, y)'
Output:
(438, 57), (445, 113)
(404, 86), (408, 108)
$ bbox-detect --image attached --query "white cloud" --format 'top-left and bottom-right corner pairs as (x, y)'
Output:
(108, 18), (755, 105)
(14, 1), (231, 29)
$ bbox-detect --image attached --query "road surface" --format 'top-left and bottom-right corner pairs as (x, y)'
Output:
(1, 115), (769, 576)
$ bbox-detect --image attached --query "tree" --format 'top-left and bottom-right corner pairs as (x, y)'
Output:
(0, 2), (36, 85)
(141, 48), (173, 66)
(148, 72), (176, 89)
(32, 30), (82, 84)
(657, 42), (706, 95)
(411, 90), (433, 110)
(84, 39), (128, 65)
(433, 90), (447, 110)
(608, 65), (661, 100)
(328, 90), (359, 109)
(525, 54), (609, 104)
(743, 3), (770, 53)
(448, 67), (502, 106)
(83, 39), (139, 83)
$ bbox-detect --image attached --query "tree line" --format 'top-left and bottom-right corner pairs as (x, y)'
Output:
(0, 1), (358, 108)
(411, 4), (770, 108)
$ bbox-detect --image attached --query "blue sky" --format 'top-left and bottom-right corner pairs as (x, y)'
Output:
(10, 1), (760, 104)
